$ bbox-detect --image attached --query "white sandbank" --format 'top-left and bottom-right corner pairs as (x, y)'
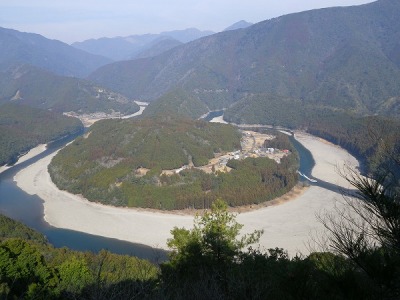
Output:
(294, 132), (357, 188)
(14, 150), (193, 249)
(14, 132), (358, 255)
(120, 105), (147, 119)
(0, 144), (47, 174)
(209, 115), (228, 124)
(237, 132), (358, 253)
(66, 101), (149, 127)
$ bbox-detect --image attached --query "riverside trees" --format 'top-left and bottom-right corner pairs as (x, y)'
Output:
(0, 103), (83, 166)
(160, 199), (265, 298)
(318, 137), (400, 298)
(49, 117), (298, 210)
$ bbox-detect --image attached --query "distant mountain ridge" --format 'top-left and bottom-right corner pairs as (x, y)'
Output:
(0, 27), (111, 78)
(131, 37), (183, 59)
(89, 0), (400, 117)
(223, 20), (253, 31)
(72, 28), (214, 61)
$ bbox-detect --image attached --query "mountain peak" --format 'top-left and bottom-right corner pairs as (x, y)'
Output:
(223, 20), (253, 31)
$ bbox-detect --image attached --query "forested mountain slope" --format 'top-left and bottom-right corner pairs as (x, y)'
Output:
(0, 65), (139, 115)
(224, 93), (400, 174)
(89, 0), (400, 117)
(0, 103), (83, 166)
(141, 89), (209, 119)
(0, 27), (111, 77)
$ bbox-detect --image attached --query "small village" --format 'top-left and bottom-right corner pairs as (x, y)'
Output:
(159, 130), (291, 176)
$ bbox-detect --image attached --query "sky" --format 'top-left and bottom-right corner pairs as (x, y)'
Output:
(0, 0), (375, 44)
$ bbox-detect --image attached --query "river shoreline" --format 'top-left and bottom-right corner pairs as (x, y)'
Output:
(13, 129), (358, 255)
(0, 144), (47, 175)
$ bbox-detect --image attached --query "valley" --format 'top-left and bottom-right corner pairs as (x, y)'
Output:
(1, 1), (399, 298)
(0, 104), (340, 256)
(12, 124), (357, 255)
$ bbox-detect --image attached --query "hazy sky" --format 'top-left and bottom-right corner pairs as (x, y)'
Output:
(1, 0), (375, 44)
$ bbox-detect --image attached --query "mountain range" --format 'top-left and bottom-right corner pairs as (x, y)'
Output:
(72, 28), (215, 61)
(88, 0), (400, 118)
(0, 27), (111, 78)
(72, 22), (254, 62)
(0, 1), (399, 122)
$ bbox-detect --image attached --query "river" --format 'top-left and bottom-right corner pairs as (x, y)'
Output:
(0, 111), (317, 259)
(0, 132), (167, 261)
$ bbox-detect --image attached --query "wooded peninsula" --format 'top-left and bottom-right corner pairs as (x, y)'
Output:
(49, 117), (298, 210)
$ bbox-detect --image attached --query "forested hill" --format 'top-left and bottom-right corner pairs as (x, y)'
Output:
(49, 118), (298, 209)
(141, 89), (209, 120)
(0, 103), (83, 166)
(0, 64), (139, 115)
(89, 0), (400, 117)
(0, 27), (111, 78)
(223, 93), (400, 176)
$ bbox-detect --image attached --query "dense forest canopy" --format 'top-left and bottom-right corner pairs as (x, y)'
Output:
(224, 93), (400, 176)
(89, 0), (400, 119)
(2, 173), (399, 300)
(49, 118), (298, 209)
(0, 103), (83, 166)
(0, 65), (140, 115)
(0, 214), (159, 299)
(141, 89), (209, 120)
(0, 1), (399, 298)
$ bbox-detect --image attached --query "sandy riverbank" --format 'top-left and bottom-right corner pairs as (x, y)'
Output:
(0, 144), (47, 174)
(65, 101), (149, 127)
(295, 132), (358, 188)
(13, 132), (358, 255)
(236, 132), (358, 253)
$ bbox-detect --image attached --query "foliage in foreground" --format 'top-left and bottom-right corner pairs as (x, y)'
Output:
(2, 135), (399, 298)
(157, 197), (400, 300)
(0, 214), (158, 299)
(1, 185), (399, 299)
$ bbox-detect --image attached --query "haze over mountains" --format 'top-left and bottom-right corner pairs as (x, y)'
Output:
(89, 0), (400, 118)
(0, 27), (111, 78)
(0, 20), (254, 115)
(0, 0), (399, 121)
(223, 20), (254, 32)
(72, 28), (215, 61)
(71, 22), (254, 62)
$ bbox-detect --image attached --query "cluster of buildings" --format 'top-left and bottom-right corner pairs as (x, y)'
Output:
(159, 130), (291, 176)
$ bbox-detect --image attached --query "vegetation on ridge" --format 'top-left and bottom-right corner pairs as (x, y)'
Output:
(49, 118), (298, 209)
(3, 153), (399, 299)
(0, 64), (140, 115)
(224, 93), (400, 176)
(89, 0), (400, 119)
(0, 26), (111, 78)
(0, 103), (83, 167)
(141, 89), (209, 120)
